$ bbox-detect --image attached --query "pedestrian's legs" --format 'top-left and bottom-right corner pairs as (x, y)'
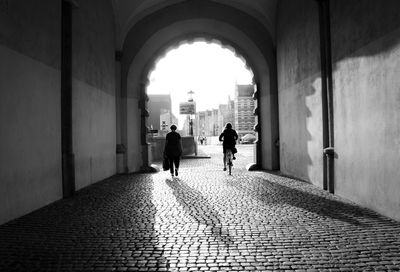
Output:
(223, 153), (226, 170)
(174, 157), (180, 176)
(168, 157), (174, 177)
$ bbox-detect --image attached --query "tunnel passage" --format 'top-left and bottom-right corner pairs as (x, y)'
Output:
(117, 0), (279, 173)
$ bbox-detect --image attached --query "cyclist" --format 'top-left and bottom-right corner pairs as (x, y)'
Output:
(219, 122), (238, 171)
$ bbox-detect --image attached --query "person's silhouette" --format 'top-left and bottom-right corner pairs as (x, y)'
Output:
(218, 123), (238, 171)
(164, 124), (183, 177)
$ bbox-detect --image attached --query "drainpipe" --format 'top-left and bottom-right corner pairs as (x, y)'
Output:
(115, 51), (127, 174)
(317, 0), (335, 193)
(61, 0), (76, 197)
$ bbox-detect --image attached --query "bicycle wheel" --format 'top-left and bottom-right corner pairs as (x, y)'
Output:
(228, 159), (232, 175)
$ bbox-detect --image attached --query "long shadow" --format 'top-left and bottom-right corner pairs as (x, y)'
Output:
(0, 175), (169, 271)
(225, 176), (400, 268)
(228, 176), (399, 227)
(277, 0), (400, 194)
(165, 178), (233, 245)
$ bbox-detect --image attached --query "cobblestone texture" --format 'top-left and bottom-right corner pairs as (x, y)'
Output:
(1, 145), (400, 271)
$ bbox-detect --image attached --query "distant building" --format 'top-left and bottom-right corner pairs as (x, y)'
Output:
(218, 96), (235, 133)
(234, 84), (256, 136)
(148, 94), (178, 135)
(205, 110), (213, 136)
(194, 109), (219, 137)
(218, 104), (227, 132)
(194, 111), (206, 137)
(193, 96), (235, 138)
(212, 109), (219, 135)
(160, 110), (178, 136)
(195, 110), (210, 136)
(182, 117), (189, 136)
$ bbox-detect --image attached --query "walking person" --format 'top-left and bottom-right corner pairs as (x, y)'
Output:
(219, 122), (238, 171)
(164, 124), (183, 178)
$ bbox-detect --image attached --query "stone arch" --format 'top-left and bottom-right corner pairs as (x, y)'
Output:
(116, 0), (275, 49)
(121, 0), (275, 86)
(120, 2), (278, 172)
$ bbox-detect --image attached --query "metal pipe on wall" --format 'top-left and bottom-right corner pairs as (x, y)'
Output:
(317, 0), (335, 193)
(61, 0), (75, 197)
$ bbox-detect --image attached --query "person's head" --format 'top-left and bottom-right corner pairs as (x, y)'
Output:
(170, 124), (177, 131)
(225, 123), (232, 129)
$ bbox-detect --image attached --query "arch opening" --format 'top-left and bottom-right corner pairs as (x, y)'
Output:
(121, 17), (278, 173)
(146, 40), (255, 128)
(144, 39), (257, 165)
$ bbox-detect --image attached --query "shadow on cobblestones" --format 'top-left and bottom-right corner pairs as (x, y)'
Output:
(0, 175), (170, 272)
(229, 175), (399, 227)
(260, 179), (395, 226)
(2, 159), (400, 271)
(165, 178), (234, 246)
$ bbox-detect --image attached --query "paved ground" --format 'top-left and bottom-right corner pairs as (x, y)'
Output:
(1, 144), (400, 272)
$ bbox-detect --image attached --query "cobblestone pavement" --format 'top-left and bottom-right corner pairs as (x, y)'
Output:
(1, 145), (400, 271)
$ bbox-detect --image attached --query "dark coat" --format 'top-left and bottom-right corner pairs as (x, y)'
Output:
(219, 128), (238, 149)
(165, 131), (182, 158)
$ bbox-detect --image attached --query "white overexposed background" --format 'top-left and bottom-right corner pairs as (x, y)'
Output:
(146, 41), (253, 129)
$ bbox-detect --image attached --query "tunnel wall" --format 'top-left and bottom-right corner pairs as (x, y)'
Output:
(0, 0), (62, 224)
(276, 0), (323, 186)
(276, 0), (400, 221)
(72, 0), (117, 190)
(126, 97), (142, 172)
(331, 0), (400, 221)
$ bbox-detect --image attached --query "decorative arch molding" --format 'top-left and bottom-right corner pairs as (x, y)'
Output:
(119, 3), (279, 172)
(121, 0), (275, 83)
(126, 19), (271, 100)
(116, 0), (275, 49)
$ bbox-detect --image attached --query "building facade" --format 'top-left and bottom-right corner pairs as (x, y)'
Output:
(160, 110), (179, 136)
(234, 84), (256, 136)
(147, 94), (173, 132)
(218, 97), (235, 133)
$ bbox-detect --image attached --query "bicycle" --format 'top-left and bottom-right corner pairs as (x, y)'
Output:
(224, 148), (234, 175)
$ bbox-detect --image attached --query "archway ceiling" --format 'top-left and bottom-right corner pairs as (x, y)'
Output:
(111, 0), (278, 47)
(125, 19), (271, 101)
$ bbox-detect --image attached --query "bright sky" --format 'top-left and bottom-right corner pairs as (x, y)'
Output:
(146, 41), (254, 128)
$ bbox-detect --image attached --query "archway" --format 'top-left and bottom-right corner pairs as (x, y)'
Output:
(119, 2), (279, 173)
(145, 39), (256, 164)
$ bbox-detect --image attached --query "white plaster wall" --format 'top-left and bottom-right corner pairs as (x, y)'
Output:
(71, 0), (117, 189)
(333, 30), (400, 221)
(73, 80), (116, 190)
(329, 0), (400, 221)
(278, 76), (323, 185)
(276, 0), (323, 186)
(0, 45), (62, 224)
